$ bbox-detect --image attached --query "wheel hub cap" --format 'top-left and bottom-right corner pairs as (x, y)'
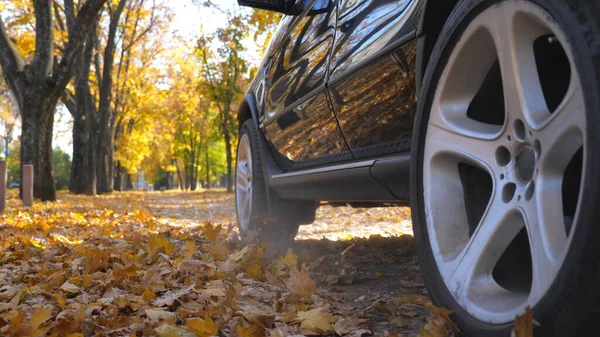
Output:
(515, 145), (535, 184)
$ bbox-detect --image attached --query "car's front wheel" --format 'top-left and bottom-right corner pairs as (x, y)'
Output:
(411, 0), (600, 335)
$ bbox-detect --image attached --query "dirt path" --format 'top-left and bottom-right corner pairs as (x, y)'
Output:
(144, 191), (430, 336)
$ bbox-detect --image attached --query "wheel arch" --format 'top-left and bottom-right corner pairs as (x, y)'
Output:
(416, 0), (460, 92)
(237, 94), (317, 224)
(237, 94), (260, 130)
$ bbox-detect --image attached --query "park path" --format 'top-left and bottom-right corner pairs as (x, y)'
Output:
(144, 190), (414, 240)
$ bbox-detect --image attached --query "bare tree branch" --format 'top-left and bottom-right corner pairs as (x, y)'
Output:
(53, 1), (67, 33)
(54, 0), (108, 91)
(61, 89), (77, 116)
(64, 0), (76, 38)
(122, 0), (156, 52)
(0, 17), (25, 95)
(94, 39), (103, 86)
(98, 0), (127, 115)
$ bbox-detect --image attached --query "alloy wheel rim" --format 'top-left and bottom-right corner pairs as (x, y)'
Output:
(236, 134), (253, 231)
(423, 0), (586, 323)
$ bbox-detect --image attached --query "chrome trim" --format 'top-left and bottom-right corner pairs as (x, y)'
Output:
(271, 159), (376, 179)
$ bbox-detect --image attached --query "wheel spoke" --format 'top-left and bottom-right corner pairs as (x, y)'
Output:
(236, 133), (253, 231)
(443, 195), (522, 299)
(240, 195), (249, 219)
(236, 174), (247, 192)
(537, 81), (585, 175)
(490, 4), (551, 124)
(522, 195), (564, 301)
(425, 122), (501, 173)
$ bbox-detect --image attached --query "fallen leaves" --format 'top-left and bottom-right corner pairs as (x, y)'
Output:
(512, 306), (538, 337)
(285, 265), (316, 300)
(0, 192), (342, 336)
(0, 191), (450, 337)
(297, 307), (336, 335)
(60, 282), (80, 294)
(186, 314), (218, 336)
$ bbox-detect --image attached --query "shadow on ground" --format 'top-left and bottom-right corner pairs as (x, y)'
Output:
(293, 236), (429, 336)
(145, 191), (428, 335)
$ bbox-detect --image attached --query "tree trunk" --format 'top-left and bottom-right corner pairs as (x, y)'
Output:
(205, 142), (210, 190)
(37, 105), (55, 200)
(95, 0), (126, 194)
(223, 122), (233, 193)
(20, 91), (56, 201)
(114, 161), (122, 191)
(70, 112), (87, 193)
(96, 133), (110, 193)
(86, 110), (97, 195)
(69, 16), (97, 195)
(175, 161), (183, 190)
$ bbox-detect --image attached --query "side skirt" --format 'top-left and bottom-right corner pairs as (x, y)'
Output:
(269, 154), (411, 204)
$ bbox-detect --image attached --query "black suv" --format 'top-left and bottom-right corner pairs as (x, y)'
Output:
(235, 0), (600, 335)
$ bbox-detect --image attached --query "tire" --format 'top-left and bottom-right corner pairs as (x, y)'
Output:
(235, 119), (308, 253)
(410, 0), (600, 336)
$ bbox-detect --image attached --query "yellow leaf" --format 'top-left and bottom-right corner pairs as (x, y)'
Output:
(30, 308), (53, 330)
(143, 289), (157, 302)
(55, 293), (67, 309)
(204, 242), (228, 261)
(246, 262), (263, 280)
(186, 314), (218, 337)
(297, 307), (336, 335)
(201, 222), (221, 242)
(37, 219), (51, 231)
(275, 249), (298, 275)
(512, 306), (537, 337)
(285, 266), (315, 299)
(419, 303), (459, 337)
(184, 240), (196, 259)
(81, 271), (92, 289)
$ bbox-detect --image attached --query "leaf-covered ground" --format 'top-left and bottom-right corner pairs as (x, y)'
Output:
(0, 191), (531, 337)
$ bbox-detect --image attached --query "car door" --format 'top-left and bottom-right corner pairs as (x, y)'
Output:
(262, 0), (353, 170)
(327, 0), (422, 159)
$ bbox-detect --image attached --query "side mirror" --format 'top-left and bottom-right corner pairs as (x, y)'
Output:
(237, 0), (291, 14)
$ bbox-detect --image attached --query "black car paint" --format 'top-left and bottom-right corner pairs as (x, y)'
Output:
(241, 0), (426, 202)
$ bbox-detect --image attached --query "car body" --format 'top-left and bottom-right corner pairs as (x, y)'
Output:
(236, 0), (444, 205)
(235, 0), (600, 335)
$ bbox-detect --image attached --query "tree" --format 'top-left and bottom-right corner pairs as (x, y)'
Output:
(197, 14), (249, 193)
(52, 147), (71, 190)
(0, 0), (107, 201)
(61, 0), (165, 194)
(111, 0), (168, 191)
(194, 4), (280, 193)
(0, 79), (19, 159)
(6, 140), (20, 185)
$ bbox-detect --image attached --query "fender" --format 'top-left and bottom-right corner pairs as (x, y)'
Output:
(414, 0), (459, 93)
(237, 94), (293, 216)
